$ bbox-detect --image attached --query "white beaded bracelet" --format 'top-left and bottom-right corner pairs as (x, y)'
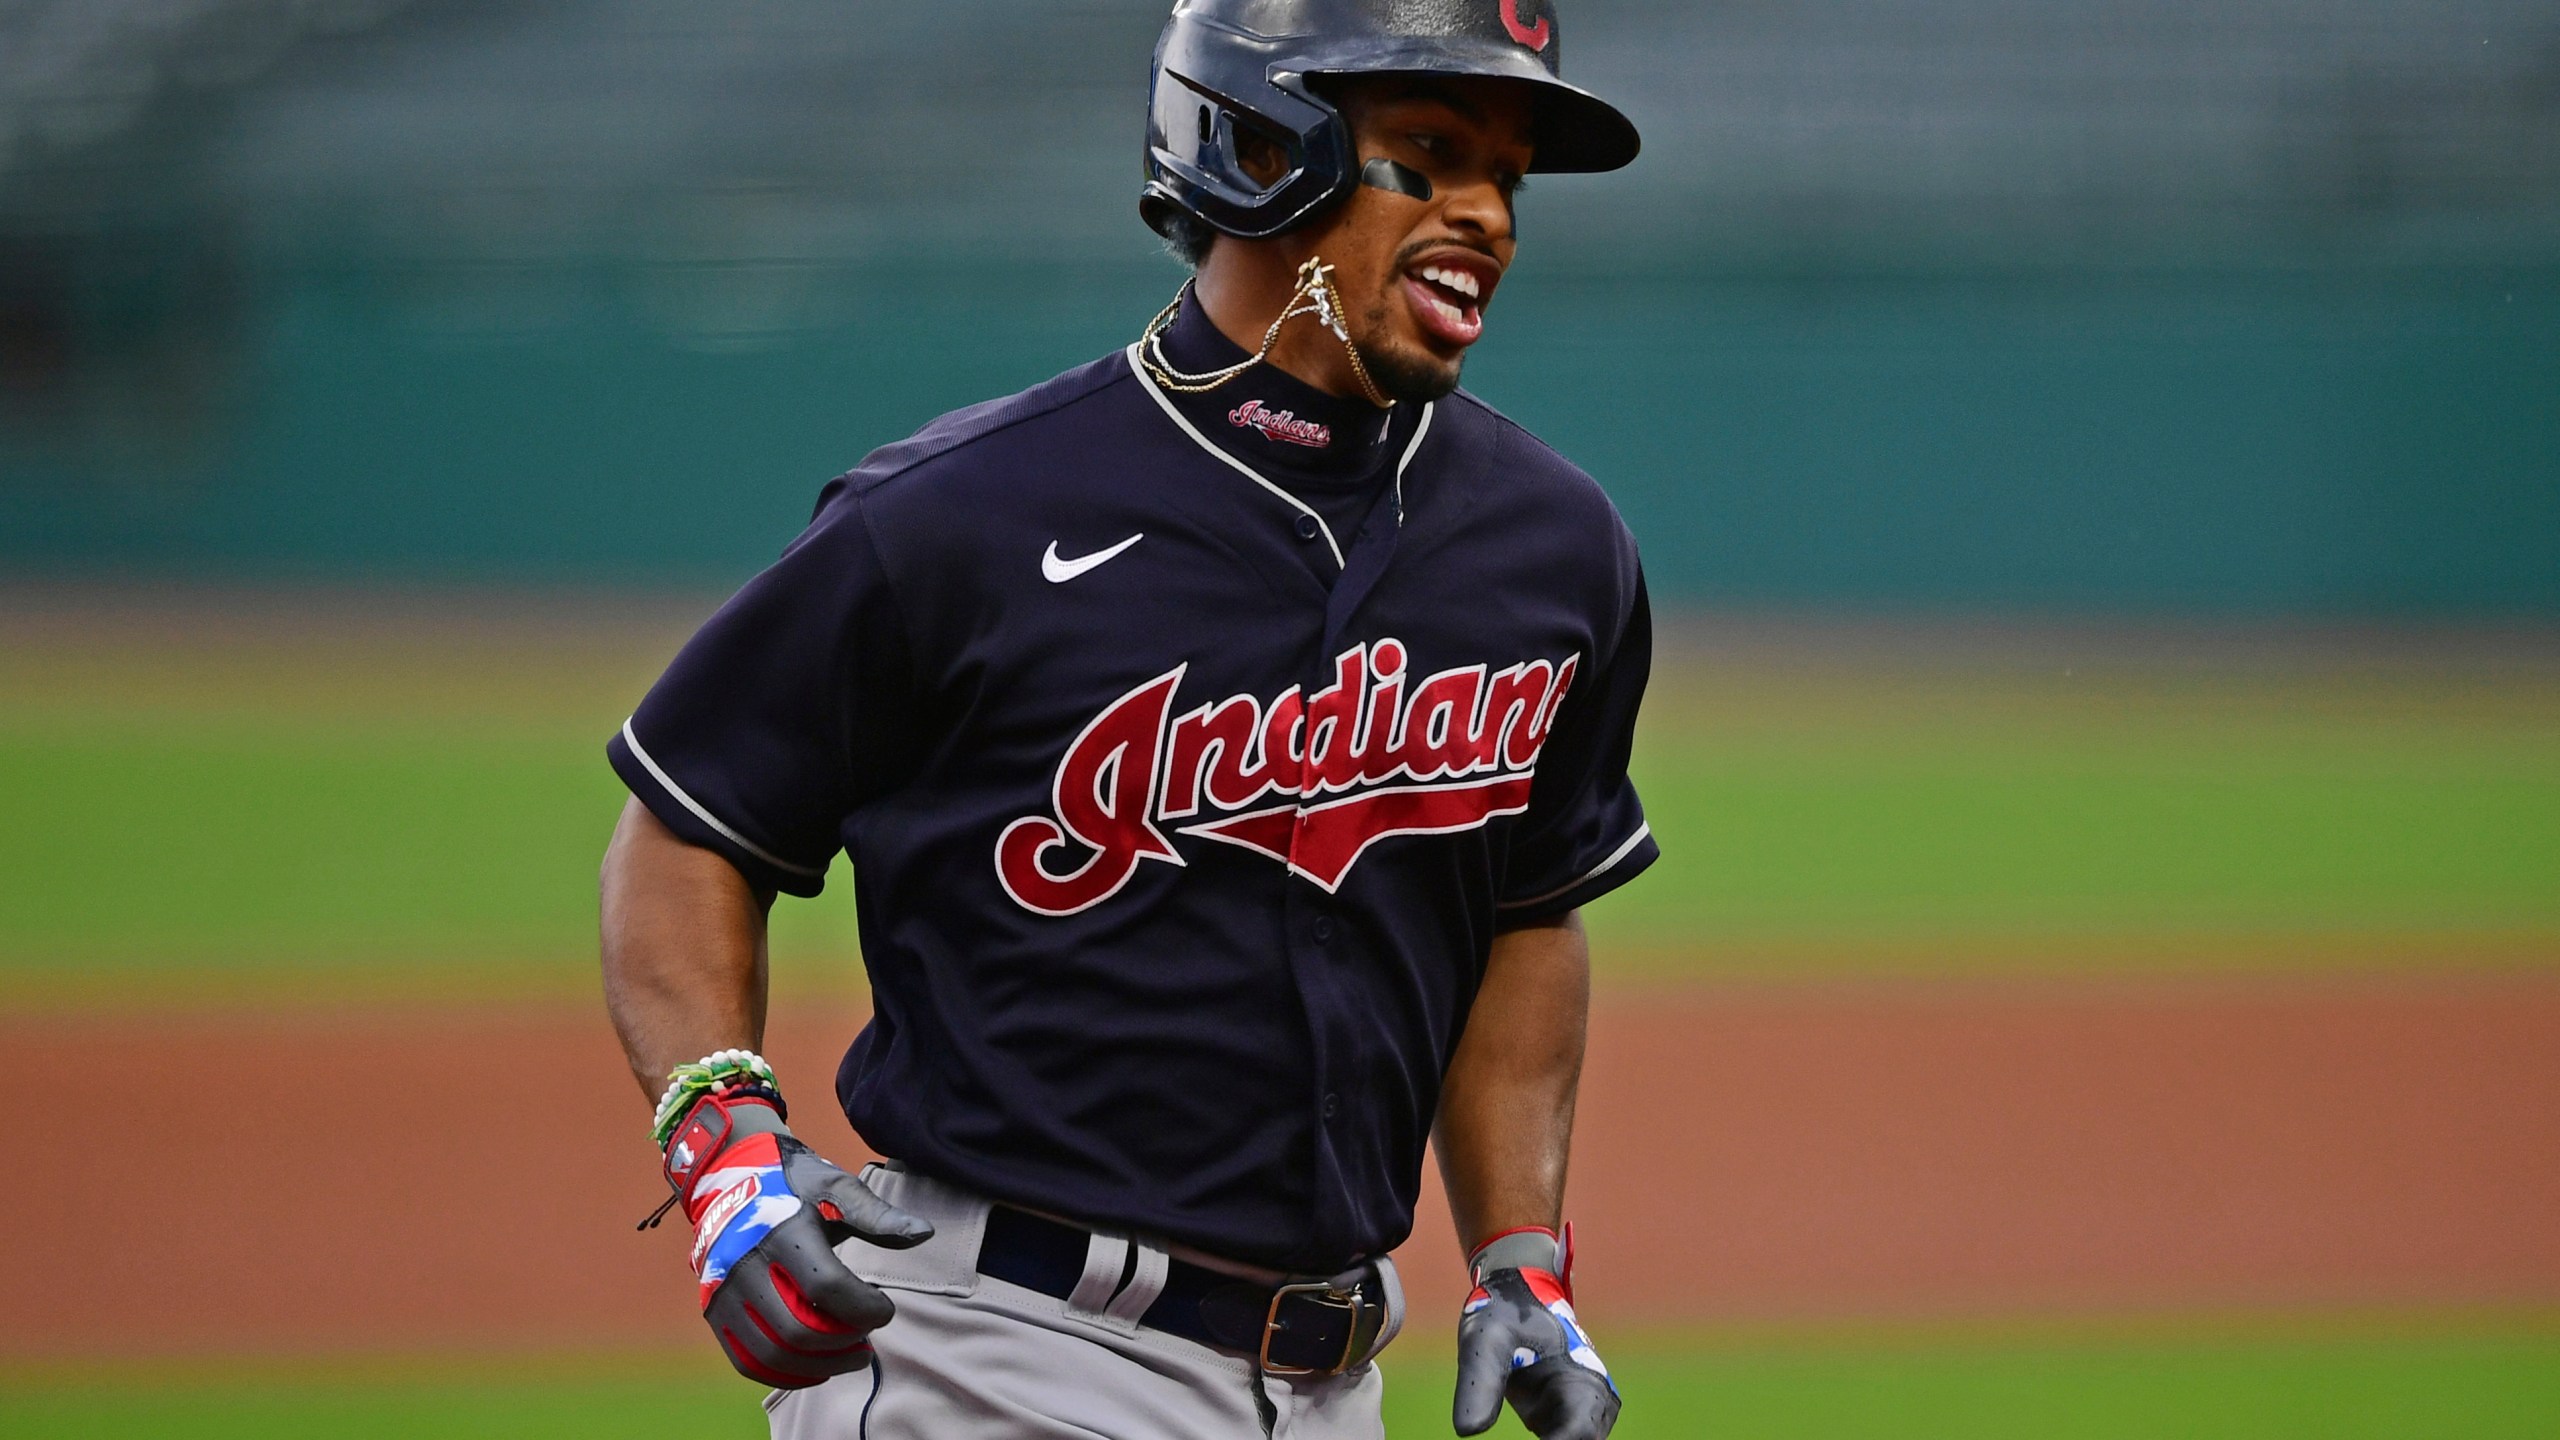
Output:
(650, 1048), (780, 1147)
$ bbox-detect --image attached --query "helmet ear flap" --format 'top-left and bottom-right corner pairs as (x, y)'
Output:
(1209, 101), (1307, 198)
(1142, 30), (1357, 241)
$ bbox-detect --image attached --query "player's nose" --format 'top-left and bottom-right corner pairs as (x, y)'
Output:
(1437, 172), (1517, 249)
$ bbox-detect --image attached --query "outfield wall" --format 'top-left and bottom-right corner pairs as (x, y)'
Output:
(3, 0), (2556, 613)
(3, 261), (2554, 615)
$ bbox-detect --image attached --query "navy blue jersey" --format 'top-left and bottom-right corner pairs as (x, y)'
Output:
(609, 330), (1656, 1272)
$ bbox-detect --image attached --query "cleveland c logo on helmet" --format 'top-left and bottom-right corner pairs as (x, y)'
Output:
(1501, 0), (1553, 52)
(1140, 0), (1638, 244)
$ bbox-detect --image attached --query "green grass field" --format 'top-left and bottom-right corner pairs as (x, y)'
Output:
(4, 626), (2554, 994)
(6, 1328), (2556, 1438)
(5, 614), (2557, 1436)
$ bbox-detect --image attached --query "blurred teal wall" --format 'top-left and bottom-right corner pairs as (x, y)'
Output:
(3, 0), (2556, 613)
(4, 259), (2553, 614)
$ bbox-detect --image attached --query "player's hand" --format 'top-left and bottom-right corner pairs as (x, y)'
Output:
(1453, 1229), (1619, 1440)
(662, 1089), (934, 1389)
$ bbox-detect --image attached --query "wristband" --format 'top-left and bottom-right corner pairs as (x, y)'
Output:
(650, 1048), (784, 1148)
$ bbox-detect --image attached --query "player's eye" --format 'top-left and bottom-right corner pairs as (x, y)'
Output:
(1406, 132), (1445, 158)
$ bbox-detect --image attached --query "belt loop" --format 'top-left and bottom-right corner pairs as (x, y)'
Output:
(1066, 1230), (1132, 1317)
(1102, 1240), (1171, 1329)
(1359, 1254), (1405, 1367)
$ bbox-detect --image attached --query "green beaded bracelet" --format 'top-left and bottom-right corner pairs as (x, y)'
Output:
(650, 1048), (779, 1148)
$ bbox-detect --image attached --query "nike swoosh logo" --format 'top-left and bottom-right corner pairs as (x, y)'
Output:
(1042, 533), (1143, 583)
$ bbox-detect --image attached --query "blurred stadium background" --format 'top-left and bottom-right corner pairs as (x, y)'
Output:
(3, 1), (2556, 1436)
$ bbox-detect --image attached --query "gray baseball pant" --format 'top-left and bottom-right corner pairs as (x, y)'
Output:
(764, 1164), (1399, 1440)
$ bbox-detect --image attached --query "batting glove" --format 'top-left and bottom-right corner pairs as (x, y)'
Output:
(660, 1088), (933, 1389)
(1454, 1226), (1619, 1440)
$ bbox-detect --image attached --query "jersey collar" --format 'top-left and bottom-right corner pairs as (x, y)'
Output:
(1127, 344), (1435, 572)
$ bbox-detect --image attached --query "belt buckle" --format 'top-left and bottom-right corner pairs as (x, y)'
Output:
(1259, 1280), (1365, 1377)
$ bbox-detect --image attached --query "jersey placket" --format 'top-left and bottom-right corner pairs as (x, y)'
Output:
(1133, 352), (1447, 1261)
(1282, 482), (1409, 1261)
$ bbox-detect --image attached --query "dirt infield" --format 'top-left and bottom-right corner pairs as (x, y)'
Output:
(10, 972), (2557, 1356)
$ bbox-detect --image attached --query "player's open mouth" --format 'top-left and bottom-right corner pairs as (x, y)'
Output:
(1401, 255), (1495, 347)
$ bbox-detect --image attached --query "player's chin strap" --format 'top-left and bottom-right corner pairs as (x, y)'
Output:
(1139, 256), (1394, 410)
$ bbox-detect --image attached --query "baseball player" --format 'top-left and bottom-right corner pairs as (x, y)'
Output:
(599, 3), (1651, 1436)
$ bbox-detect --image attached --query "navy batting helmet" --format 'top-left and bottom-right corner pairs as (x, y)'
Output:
(1141, 0), (1641, 242)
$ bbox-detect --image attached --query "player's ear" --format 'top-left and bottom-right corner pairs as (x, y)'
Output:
(1235, 126), (1290, 189)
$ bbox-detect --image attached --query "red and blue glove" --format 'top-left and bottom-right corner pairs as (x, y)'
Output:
(1454, 1225), (1619, 1440)
(660, 1088), (933, 1389)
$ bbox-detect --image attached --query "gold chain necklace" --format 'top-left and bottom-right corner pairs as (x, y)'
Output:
(1138, 257), (1394, 410)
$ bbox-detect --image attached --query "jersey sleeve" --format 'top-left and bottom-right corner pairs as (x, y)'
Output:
(1495, 560), (1658, 924)
(606, 482), (917, 897)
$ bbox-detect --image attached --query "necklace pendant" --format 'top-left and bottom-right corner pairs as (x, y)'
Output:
(1312, 286), (1349, 342)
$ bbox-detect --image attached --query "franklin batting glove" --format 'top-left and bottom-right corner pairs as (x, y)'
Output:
(1453, 1226), (1619, 1440)
(661, 1089), (933, 1389)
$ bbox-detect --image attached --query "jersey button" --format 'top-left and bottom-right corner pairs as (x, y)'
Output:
(1311, 915), (1334, 943)
(1293, 514), (1320, 542)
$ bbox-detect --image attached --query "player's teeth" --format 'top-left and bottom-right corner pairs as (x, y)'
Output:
(1415, 266), (1480, 305)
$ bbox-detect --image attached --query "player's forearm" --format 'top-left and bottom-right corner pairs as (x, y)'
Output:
(1433, 910), (1591, 1255)
(599, 796), (777, 1105)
